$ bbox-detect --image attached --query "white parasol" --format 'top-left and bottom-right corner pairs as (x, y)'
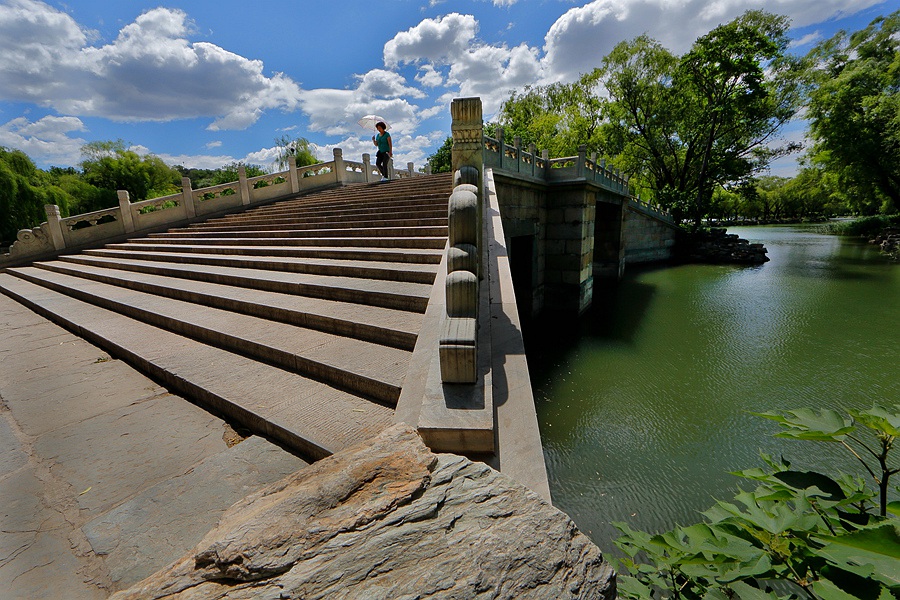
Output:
(357, 115), (390, 131)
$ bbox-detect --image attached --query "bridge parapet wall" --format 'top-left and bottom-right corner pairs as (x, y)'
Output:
(1, 150), (426, 268)
(623, 203), (680, 264)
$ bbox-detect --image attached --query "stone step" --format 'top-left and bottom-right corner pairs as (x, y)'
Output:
(105, 243), (444, 265)
(230, 186), (449, 215)
(0, 273), (394, 461)
(57, 254), (432, 312)
(28, 260), (422, 350)
(280, 176), (450, 201)
(7, 268), (409, 404)
(125, 236), (448, 250)
(79, 248), (439, 284)
(82, 435), (307, 589)
(150, 225), (448, 239)
(260, 198), (448, 218)
(205, 209), (447, 228)
(213, 200), (448, 221)
(197, 213), (448, 229)
(179, 217), (448, 233)
(268, 192), (449, 214)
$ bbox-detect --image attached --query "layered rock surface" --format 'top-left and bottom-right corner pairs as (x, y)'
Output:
(112, 424), (615, 600)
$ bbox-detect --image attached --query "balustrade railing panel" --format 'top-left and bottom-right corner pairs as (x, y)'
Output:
(132, 193), (186, 229)
(61, 206), (125, 247)
(1, 151), (428, 267)
(483, 133), (671, 220)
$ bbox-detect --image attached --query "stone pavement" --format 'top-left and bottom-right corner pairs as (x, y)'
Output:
(0, 294), (307, 599)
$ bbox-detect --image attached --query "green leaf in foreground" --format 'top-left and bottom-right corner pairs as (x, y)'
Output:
(752, 408), (856, 441)
(772, 470), (847, 502)
(849, 405), (900, 438)
(813, 521), (900, 588)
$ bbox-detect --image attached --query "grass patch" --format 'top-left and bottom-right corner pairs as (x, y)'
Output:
(821, 214), (900, 236)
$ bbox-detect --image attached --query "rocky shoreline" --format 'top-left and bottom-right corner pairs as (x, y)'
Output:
(679, 227), (769, 265)
(870, 226), (899, 259)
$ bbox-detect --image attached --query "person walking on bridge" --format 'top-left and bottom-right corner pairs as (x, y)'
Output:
(372, 122), (392, 181)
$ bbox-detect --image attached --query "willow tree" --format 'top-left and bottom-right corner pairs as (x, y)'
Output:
(0, 147), (72, 243)
(600, 10), (802, 228)
(274, 135), (318, 171)
(804, 11), (900, 215)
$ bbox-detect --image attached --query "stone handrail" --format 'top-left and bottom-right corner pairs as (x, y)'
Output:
(1, 149), (425, 267)
(440, 169), (480, 383)
(60, 205), (121, 231)
(483, 129), (672, 220)
(132, 193), (181, 214)
(439, 97), (484, 384)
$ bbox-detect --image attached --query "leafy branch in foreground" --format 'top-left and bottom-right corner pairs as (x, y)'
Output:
(755, 407), (900, 518)
(614, 406), (900, 599)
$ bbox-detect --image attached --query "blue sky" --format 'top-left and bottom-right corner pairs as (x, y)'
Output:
(0, 0), (895, 177)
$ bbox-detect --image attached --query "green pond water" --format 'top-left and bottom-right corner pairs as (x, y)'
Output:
(526, 224), (899, 549)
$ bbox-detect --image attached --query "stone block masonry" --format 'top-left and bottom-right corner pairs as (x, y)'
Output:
(541, 187), (596, 315)
(623, 207), (679, 265)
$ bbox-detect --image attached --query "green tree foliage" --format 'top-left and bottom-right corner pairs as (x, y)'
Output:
(804, 11), (900, 215)
(615, 406), (900, 599)
(428, 137), (452, 173)
(495, 74), (605, 157)
(206, 162), (268, 187)
(273, 135), (319, 171)
(80, 139), (181, 202)
(174, 164), (260, 190)
(493, 11), (802, 228)
(50, 172), (116, 215)
(601, 11), (802, 228)
(0, 147), (72, 244)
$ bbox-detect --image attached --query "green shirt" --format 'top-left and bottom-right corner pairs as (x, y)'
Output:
(375, 132), (391, 154)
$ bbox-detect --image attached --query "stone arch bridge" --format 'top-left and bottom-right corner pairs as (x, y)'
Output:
(0, 97), (680, 501)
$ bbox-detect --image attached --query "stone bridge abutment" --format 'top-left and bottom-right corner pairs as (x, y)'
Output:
(489, 168), (679, 320)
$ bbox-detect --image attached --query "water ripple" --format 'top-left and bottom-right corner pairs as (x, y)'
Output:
(530, 225), (900, 549)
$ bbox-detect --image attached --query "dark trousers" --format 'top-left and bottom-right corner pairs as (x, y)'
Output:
(376, 151), (389, 178)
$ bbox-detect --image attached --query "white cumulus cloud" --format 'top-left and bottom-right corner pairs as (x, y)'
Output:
(0, 115), (88, 166)
(384, 13), (478, 67)
(0, 1), (302, 129)
(382, 13), (544, 114)
(356, 70), (426, 100)
(541, 0), (890, 82)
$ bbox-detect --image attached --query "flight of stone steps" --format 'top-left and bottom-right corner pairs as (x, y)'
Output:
(0, 173), (453, 460)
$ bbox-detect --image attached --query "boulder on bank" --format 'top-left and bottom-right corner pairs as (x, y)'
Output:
(111, 424), (615, 600)
(681, 227), (769, 265)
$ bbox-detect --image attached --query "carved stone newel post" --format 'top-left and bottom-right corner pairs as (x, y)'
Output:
(440, 98), (484, 384)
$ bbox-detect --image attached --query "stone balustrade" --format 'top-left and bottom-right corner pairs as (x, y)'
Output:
(483, 132), (671, 222)
(439, 98), (484, 384)
(441, 170), (480, 384)
(1, 149), (426, 268)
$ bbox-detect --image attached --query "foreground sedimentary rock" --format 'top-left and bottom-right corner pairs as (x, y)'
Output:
(111, 424), (615, 599)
